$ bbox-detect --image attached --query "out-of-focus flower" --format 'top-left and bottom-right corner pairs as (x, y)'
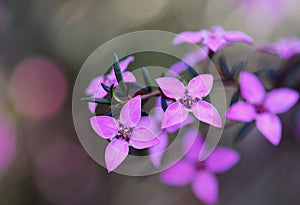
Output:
(168, 47), (209, 76)
(160, 129), (239, 205)
(226, 71), (299, 145)
(8, 57), (67, 119)
(155, 75), (222, 129)
(33, 141), (101, 205)
(146, 98), (193, 167)
(90, 96), (160, 172)
(86, 56), (135, 113)
(257, 37), (300, 59)
(0, 116), (16, 176)
(173, 26), (253, 52)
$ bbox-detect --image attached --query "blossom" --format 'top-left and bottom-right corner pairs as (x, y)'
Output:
(160, 129), (239, 204)
(145, 97), (193, 167)
(226, 71), (299, 145)
(90, 95), (160, 172)
(257, 37), (300, 59)
(85, 56), (136, 113)
(168, 47), (209, 76)
(155, 75), (222, 129)
(173, 26), (253, 52)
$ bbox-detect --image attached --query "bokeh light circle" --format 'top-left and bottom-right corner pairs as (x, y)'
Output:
(72, 30), (227, 176)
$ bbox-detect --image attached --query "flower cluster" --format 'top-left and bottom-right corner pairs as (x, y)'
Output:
(84, 26), (300, 204)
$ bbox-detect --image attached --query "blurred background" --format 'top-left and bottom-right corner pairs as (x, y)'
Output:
(1, 0), (300, 205)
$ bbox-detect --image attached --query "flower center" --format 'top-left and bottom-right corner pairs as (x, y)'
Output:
(195, 161), (206, 171)
(180, 95), (197, 108)
(255, 104), (267, 114)
(117, 125), (131, 140)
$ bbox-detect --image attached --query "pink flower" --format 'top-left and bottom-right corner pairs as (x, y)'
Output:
(85, 56), (136, 113)
(168, 47), (209, 76)
(257, 37), (300, 59)
(226, 71), (299, 145)
(160, 129), (239, 205)
(146, 97), (194, 167)
(155, 75), (222, 129)
(90, 95), (160, 172)
(173, 26), (253, 52)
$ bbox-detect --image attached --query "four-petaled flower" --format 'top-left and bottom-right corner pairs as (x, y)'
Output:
(90, 95), (160, 172)
(257, 36), (300, 59)
(226, 71), (299, 145)
(144, 97), (193, 167)
(160, 129), (239, 205)
(173, 25), (253, 52)
(155, 75), (222, 129)
(85, 56), (136, 113)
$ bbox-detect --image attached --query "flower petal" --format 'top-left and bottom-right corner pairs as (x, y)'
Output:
(149, 132), (169, 167)
(256, 113), (282, 145)
(119, 56), (135, 72)
(105, 139), (129, 173)
(129, 138), (160, 149)
(123, 71), (136, 83)
(155, 77), (186, 99)
(162, 102), (189, 128)
(166, 115), (194, 133)
(90, 116), (119, 139)
(85, 76), (105, 95)
(264, 88), (299, 114)
(192, 171), (219, 205)
(88, 89), (108, 113)
(120, 95), (141, 128)
(130, 127), (157, 141)
(182, 129), (203, 162)
(205, 147), (240, 173)
(160, 160), (196, 186)
(173, 31), (205, 45)
(191, 101), (222, 128)
(225, 102), (256, 122)
(168, 61), (188, 77)
(188, 74), (213, 98)
(203, 38), (227, 52)
(224, 31), (254, 44)
(240, 71), (265, 104)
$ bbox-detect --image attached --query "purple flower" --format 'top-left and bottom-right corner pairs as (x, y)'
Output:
(160, 129), (239, 205)
(173, 26), (253, 52)
(155, 75), (222, 129)
(90, 95), (160, 172)
(146, 98), (194, 167)
(168, 47), (209, 76)
(85, 56), (136, 113)
(226, 71), (299, 145)
(257, 37), (300, 59)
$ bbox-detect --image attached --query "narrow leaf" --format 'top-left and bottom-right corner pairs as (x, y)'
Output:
(230, 90), (240, 106)
(232, 60), (246, 77)
(161, 97), (168, 111)
(218, 55), (232, 79)
(113, 53), (126, 92)
(81, 97), (111, 105)
(233, 121), (255, 144)
(188, 66), (198, 77)
(141, 68), (152, 92)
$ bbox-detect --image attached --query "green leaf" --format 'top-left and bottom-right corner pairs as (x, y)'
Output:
(231, 60), (246, 78)
(230, 91), (240, 106)
(141, 68), (152, 92)
(113, 53), (126, 92)
(188, 66), (198, 77)
(81, 97), (111, 105)
(218, 55), (232, 79)
(161, 97), (168, 111)
(233, 121), (255, 144)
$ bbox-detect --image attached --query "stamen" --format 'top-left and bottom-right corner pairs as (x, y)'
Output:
(117, 125), (131, 140)
(180, 95), (197, 108)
